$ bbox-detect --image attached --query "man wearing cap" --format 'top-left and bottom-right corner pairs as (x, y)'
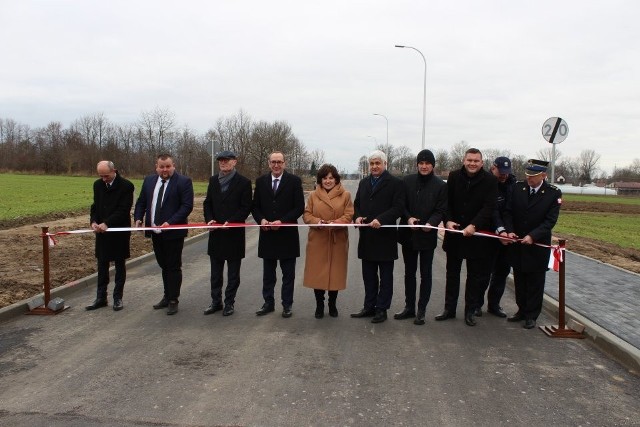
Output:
(203, 151), (252, 316)
(480, 156), (517, 318)
(252, 151), (305, 318)
(501, 159), (562, 329)
(395, 149), (447, 325)
(437, 148), (497, 326)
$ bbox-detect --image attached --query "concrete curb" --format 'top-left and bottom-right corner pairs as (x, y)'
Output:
(0, 232), (208, 323)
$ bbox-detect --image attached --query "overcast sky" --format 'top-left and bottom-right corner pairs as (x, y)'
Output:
(1, 0), (639, 174)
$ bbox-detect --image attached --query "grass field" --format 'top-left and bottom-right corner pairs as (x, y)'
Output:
(555, 212), (640, 250)
(562, 193), (640, 205)
(0, 173), (208, 221)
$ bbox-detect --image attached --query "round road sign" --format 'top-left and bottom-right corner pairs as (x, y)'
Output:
(542, 117), (568, 144)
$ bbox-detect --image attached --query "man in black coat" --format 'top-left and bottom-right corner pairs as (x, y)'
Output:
(481, 156), (517, 318)
(252, 151), (305, 318)
(86, 160), (134, 311)
(134, 154), (194, 315)
(351, 150), (405, 323)
(396, 149), (447, 325)
(203, 150), (252, 317)
(502, 159), (562, 329)
(437, 148), (497, 326)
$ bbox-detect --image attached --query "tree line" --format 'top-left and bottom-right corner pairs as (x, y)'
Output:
(0, 109), (324, 181)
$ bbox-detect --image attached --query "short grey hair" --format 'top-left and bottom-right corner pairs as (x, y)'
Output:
(368, 150), (387, 163)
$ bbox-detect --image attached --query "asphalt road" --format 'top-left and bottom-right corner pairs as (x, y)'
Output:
(1, 181), (639, 426)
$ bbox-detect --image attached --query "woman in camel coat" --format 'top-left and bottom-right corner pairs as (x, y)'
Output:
(303, 164), (354, 318)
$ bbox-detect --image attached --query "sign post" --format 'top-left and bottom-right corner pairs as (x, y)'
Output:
(541, 117), (569, 185)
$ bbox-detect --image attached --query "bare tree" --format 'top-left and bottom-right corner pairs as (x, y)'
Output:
(577, 149), (601, 183)
(393, 145), (414, 175)
(449, 140), (470, 169)
(536, 146), (561, 163)
(434, 148), (450, 174)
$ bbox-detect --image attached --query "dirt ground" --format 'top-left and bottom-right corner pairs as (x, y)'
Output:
(1, 199), (638, 309)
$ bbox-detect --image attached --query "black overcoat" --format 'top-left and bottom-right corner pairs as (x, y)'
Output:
(398, 173), (447, 251)
(90, 173), (134, 260)
(203, 171), (252, 260)
(353, 171), (405, 261)
(503, 180), (562, 272)
(252, 170), (305, 259)
(442, 166), (498, 259)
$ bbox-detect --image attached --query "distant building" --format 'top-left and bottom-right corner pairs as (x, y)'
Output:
(556, 175), (566, 184)
(613, 182), (640, 196)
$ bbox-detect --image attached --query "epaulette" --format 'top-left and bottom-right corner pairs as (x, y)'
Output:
(547, 184), (560, 191)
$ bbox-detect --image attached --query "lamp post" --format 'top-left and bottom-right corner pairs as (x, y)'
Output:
(373, 113), (388, 147)
(395, 44), (426, 150)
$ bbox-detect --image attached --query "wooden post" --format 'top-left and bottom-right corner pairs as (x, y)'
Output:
(541, 239), (585, 338)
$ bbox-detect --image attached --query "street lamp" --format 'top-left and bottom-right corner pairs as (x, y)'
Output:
(395, 44), (426, 150)
(373, 113), (388, 146)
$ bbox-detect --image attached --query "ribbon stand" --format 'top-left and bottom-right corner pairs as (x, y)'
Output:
(26, 226), (69, 315)
(540, 239), (584, 338)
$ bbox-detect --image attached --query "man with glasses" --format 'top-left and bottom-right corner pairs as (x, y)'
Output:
(252, 151), (305, 318)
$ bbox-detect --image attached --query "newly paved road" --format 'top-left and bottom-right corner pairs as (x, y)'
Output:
(1, 181), (639, 426)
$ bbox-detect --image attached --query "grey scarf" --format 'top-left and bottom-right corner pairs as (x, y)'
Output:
(218, 169), (236, 192)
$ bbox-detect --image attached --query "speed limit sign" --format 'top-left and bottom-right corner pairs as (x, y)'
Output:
(542, 117), (568, 144)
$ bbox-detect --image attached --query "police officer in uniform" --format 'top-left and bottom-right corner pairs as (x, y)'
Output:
(501, 159), (562, 329)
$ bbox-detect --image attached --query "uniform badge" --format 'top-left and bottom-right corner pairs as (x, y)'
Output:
(557, 198), (562, 204)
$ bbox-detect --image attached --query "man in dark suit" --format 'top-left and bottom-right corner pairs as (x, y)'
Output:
(351, 150), (404, 323)
(252, 151), (305, 318)
(134, 154), (194, 315)
(396, 149), (447, 325)
(437, 148), (497, 326)
(86, 160), (134, 312)
(502, 159), (562, 329)
(203, 150), (252, 317)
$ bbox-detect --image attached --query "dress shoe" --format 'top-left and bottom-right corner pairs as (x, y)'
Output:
(435, 310), (456, 321)
(166, 301), (179, 315)
(256, 304), (275, 316)
(315, 303), (324, 319)
(473, 308), (483, 317)
(371, 310), (387, 323)
(507, 312), (524, 322)
(328, 302), (338, 318)
(350, 308), (375, 318)
(222, 304), (234, 316)
(523, 319), (536, 329)
(203, 303), (223, 315)
(393, 307), (416, 320)
(414, 309), (426, 325)
(153, 298), (169, 309)
(85, 299), (108, 311)
(282, 307), (293, 318)
(112, 299), (124, 311)
(488, 306), (507, 318)
(464, 313), (476, 326)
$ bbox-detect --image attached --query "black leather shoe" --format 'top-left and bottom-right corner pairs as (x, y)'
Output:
(315, 304), (324, 319)
(222, 304), (234, 316)
(113, 299), (123, 311)
(204, 303), (223, 315)
(86, 299), (108, 311)
(371, 310), (387, 323)
(435, 310), (455, 321)
(473, 308), (483, 317)
(465, 313), (476, 326)
(256, 304), (275, 316)
(523, 319), (536, 329)
(282, 307), (292, 318)
(153, 298), (169, 309)
(328, 302), (338, 318)
(393, 307), (416, 320)
(507, 312), (524, 322)
(166, 301), (179, 315)
(414, 310), (426, 325)
(488, 306), (507, 318)
(350, 308), (375, 318)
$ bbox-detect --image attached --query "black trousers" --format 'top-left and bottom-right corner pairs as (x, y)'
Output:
(483, 243), (511, 309)
(444, 254), (492, 315)
(361, 259), (394, 311)
(210, 257), (241, 306)
(512, 269), (546, 320)
(151, 235), (185, 302)
(96, 257), (126, 300)
(401, 245), (435, 312)
(262, 258), (295, 308)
